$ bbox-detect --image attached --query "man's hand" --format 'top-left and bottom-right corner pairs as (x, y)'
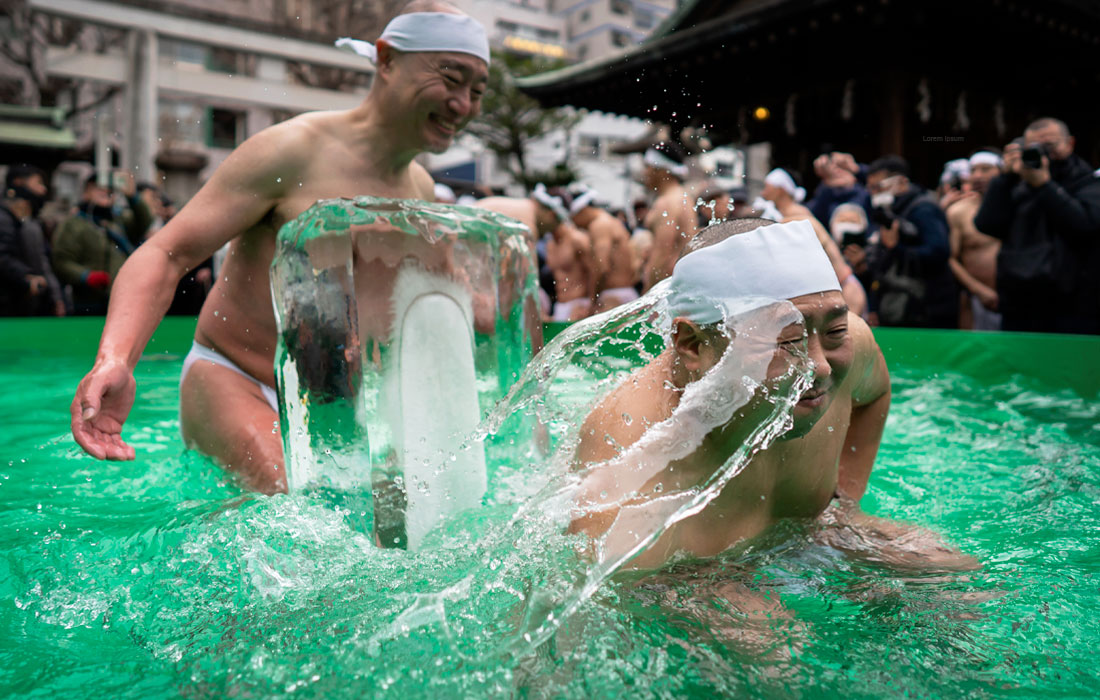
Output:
(25, 274), (47, 296)
(976, 287), (999, 311)
(1002, 142), (1022, 176)
(71, 360), (137, 460)
(53, 300), (66, 317)
(880, 220), (900, 249)
(830, 152), (859, 175)
(843, 243), (867, 274)
(1019, 154), (1051, 188)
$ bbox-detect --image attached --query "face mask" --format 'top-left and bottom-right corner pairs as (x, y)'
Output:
(870, 191), (895, 210)
(8, 186), (46, 217)
(830, 221), (865, 243)
(85, 201), (114, 223)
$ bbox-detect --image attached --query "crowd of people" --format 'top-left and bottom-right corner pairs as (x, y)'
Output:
(461, 116), (1096, 335)
(0, 167), (210, 317)
(5, 115), (1099, 335)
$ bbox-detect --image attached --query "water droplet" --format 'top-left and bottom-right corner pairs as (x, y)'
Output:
(827, 426), (835, 432)
(275, 177), (282, 183)
(622, 412), (633, 425)
(653, 482), (663, 493)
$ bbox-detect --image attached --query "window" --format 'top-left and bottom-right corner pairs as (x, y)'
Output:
(610, 0), (630, 15)
(536, 27), (559, 41)
(207, 108), (245, 149)
(578, 135), (601, 157)
(576, 44), (588, 60)
(158, 99), (205, 144)
(580, 9), (590, 22)
(635, 10), (656, 29)
(612, 30), (631, 47)
(496, 19), (519, 33)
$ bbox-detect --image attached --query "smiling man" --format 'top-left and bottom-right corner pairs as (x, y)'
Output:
(569, 218), (975, 572)
(70, 0), (490, 493)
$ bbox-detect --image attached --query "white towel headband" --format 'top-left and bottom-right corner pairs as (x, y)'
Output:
(764, 168), (805, 203)
(968, 151), (1004, 169)
(668, 220), (841, 324)
(644, 148), (688, 180)
(336, 12), (491, 65)
(569, 186), (598, 215)
(532, 183), (569, 223)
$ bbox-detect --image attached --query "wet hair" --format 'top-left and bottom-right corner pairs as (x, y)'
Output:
(5, 164), (44, 190)
(867, 155), (910, 179)
(545, 186), (574, 212)
(680, 217), (774, 258)
(1025, 117), (1070, 139)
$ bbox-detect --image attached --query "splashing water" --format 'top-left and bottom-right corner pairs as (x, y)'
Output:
(2, 318), (1100, 696)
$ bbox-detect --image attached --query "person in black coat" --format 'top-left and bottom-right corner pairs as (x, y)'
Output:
(974, 118), (1100, 334)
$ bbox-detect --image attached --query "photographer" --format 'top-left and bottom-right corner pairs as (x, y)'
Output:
(865, 156), (956, 328)
(974, 118), (1100, 334)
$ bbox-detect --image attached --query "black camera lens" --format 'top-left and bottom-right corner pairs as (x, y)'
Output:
(1021, 143), (1047, 170)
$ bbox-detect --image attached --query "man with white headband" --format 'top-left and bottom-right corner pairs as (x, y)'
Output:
(477, 184), (595, 321)
(947, 150), (1004, 330)
(71, 0), (492, 493)
(571, 218), (975, 574)
(567, 184), (638, 312)
(759, 167), (868, 318)
(640, 141), (698, 292)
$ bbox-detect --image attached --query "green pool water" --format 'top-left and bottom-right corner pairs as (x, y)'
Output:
(2, 318), (1099, 698)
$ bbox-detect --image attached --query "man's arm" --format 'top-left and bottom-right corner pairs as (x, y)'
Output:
(946, 204), (997, 303)
(71, 120), (305, 460)
(836, 316), (890, 501)
(972, 174), (1017, 240)
(588, 220), (612, 298)
(1033, 178), (1100, 243)
(643, 203), (681, 291)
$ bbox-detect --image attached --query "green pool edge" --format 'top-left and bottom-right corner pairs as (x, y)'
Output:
(3, 317), (1099, 397)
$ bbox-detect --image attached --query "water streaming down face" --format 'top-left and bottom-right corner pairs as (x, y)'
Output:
(270, 197), (813, 661)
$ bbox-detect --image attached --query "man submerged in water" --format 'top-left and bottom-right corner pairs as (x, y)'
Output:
(70, 0), (489, 494)
(570, 218), (974, 572)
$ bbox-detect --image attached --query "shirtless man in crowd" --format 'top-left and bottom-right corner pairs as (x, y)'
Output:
(545, 215), (595, 322)
(759, 168), (868, 318)
(70, 0), (490, 493)
(947, 151), (1004, 330)
(641, 143), (698, 291)
(571, 218), (975, 573)
(567, 185), (638, 312)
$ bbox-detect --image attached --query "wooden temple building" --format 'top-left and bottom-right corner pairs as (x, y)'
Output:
(518, 0), (1100, 187)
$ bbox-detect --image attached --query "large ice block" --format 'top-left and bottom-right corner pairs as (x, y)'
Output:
(270, 196), (539, 549)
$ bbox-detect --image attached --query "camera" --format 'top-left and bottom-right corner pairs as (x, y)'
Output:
(869, 204), (895, 229)
(1021, 142), (1048, 170)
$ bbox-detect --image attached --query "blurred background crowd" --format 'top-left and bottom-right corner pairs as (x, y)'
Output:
(4, 113), (1100, 334)
(3, 0), (1099, 334)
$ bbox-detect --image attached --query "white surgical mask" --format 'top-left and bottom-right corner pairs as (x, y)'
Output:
(870, 191), (895, 209)
(830, 221), (866, 243)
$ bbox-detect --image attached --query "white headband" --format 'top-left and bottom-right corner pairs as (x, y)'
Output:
(968, 151), (1004, 169)
(668, 220), (841, 324)
(336, 12), (490, 65)
(569, 186), (598, 215)
(764, 168), (805, 203)
(940, 158), (970, 184)
(644, 148), (688, 180)
(532, 183), (569, 223)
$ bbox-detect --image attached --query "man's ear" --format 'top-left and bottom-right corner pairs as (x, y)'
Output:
(672, 318), (707, 372)
(375, 39), (397, 77)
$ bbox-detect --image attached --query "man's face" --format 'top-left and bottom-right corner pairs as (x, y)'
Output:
(1024, 123), (1074, 161)
(866, 171), (906, 197)
(679, 291), (852, 439)
(830, 208), (865, 233)
(84, 183), (112, 207)
(760, 182), (783, 202)
(16, 174), (48, 198)
(387, 49), (487, 154)
(775, 291), (853, 438)
(968, 163), (1001, 194)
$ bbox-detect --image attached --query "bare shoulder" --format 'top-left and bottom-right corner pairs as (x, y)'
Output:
(410, 161), (436, 201)
(946, 195), (979, 225)
(846, 313), (889, 405)
(575, 374), (652, 467)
